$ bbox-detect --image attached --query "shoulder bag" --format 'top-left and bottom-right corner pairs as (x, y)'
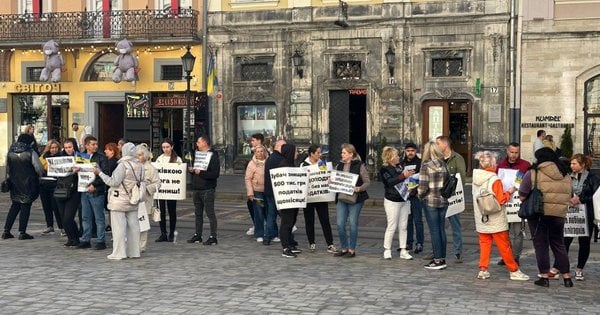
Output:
(441, 162), (458, 199)
(518, 170), (544, 219)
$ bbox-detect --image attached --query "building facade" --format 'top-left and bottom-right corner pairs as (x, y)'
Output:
(208, 0), (513, 173)
(0, 0), (204, 164)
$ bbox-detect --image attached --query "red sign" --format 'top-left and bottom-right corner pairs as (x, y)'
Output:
(153, 97), (188, 108)
(349, 89), (368, 95)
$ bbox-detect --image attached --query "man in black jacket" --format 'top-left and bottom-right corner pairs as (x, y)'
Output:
(78, 136), (109, 250)
(400, 142), (424, 254)
(2, 133), (44, 240)
(187, 135), (221, 245)
(262, 139), (286, 245)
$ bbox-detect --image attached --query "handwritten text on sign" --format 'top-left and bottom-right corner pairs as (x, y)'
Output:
(270, 167), (309, 210)
(151, 163), (187, 200)
(303, 162), (335, 203)
(193, 151), (213, 171)
(46, 156), (75, 177)
(446, 174), (465, 218)
(329, 170), (359, 195)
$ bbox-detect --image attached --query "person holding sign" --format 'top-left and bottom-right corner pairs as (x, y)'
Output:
(472, 151), (529, 281)
(401, 142), (424, 255)
(277, 144), (303, 258)
(55, 138), (81, 247)
(549, 154), (600, 282)
(496, 142), (531, 266)
(38, 139), (63, 236)
(418, 141), (449, 270)
(519, 148), (572, 287)
(379, 146), (414, 260)
(333, 143), (370, 258)
(155, 138), (182, 243)
(187, 135), (221, 246)
(300, 144), (337, 253)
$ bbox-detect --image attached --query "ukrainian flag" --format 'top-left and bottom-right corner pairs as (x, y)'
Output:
(206, 49), (218, 95)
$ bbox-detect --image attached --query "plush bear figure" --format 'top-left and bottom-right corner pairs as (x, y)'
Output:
(39, 40), (64, 83)
(112, 39), (138, 83)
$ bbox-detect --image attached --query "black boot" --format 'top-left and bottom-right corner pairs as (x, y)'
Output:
(534, 278), (550, 287)
(155, 233), (168, 242)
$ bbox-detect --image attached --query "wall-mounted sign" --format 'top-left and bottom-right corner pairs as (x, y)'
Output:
(349, 89), (368, 95)
(153, 96), (187, 108)
(488, 104), (502, 123)
(125, 93), (149, 119)
(15, 83), (61, 93)
(428, 106), (443, 141)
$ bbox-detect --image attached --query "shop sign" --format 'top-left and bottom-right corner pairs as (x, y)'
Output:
(521, 115), (575, 129)
(15, 83), (61, 93)
(349, 89), (367, 95)
(153, 96), (188, 108)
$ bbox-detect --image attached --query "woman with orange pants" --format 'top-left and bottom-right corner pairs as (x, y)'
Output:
(472, 151), (529, 281)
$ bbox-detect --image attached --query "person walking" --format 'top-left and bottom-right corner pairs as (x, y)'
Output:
(55, 138), (82, 247)
(155, 138), (182, 242)
(187, 135), (221, 246)
(300, 144), (337, 253)
(380, 146), (413, 260)
(94, 142), (143, 260)
(519, 147), (572, 287)
(334, 143), (370, 258)
(245, 145), (268, 243)
(418, 141), (449, 270)
(472, 151), (529, 281)
(39, 139), (63, 236)
(137, 145), (161, 252)
(1, 133), (44, 240)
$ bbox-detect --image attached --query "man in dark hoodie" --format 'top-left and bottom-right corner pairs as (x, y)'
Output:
(262, 139), (286, 245)
(278, 143), (302, 258)
(2, 133), (44, 240)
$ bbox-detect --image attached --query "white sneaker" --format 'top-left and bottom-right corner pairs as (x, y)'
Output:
(383, 249), (392, 260)
(256, 237), (264, 243)
(309, 243), (316, 251)
(399, 249), (413, 260)
(272, 237), (281, 242)
(107, 254), (125, 260)
(477, 270), (491, 279)
(327, 245), (338, 253)
(510, 269), (530, 281)
(292, 225), (298, 232)
(246, 227), (254, 236)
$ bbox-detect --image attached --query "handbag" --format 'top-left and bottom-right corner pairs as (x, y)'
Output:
(54, 174), (76, 200)
(476, 176), (502, 223)
(151, 200), (161, 223)
(441, 163), (458, 199)
(518, 169), (544, 219)
(338, 192), (358, 204)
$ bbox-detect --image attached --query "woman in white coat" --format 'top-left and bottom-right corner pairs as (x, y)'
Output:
(137, 144), (161, 252)
(94, 142), (143, 260)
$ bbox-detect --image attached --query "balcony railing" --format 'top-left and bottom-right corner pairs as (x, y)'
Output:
(0, 8), (199, 44)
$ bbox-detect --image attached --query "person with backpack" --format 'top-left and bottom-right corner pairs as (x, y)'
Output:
(94, 142), (144, 260)
(472, 151), (529, 281)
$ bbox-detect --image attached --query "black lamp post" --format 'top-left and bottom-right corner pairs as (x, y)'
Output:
(181, 46), (196, 155)
(385, 46), (395, 77)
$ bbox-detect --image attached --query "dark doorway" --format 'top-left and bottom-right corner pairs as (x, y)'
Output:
(98, 102), (124, 149)
(159, 108), (184, 158)
(328, 90), (367, 164)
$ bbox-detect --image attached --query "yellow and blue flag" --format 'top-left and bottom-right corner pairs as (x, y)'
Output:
(206, 49), (218, 95)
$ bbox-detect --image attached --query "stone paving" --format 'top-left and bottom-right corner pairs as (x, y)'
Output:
(1, 175), (600, 314)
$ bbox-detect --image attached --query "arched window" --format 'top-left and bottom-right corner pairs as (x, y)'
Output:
(82, 53), (118, 81)
(584, 74), (600, 160)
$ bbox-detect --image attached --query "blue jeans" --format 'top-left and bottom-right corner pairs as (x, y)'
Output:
(407, 195), (425, 246)
(447, 214), (463, 255)
(81, 192), (106, 242)
(336, 201), (363, 250)
(424, 205), (447, 260)
(252, 192), (267, 238)
(264, 195), (279, 240)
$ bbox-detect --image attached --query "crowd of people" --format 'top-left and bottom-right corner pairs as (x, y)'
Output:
(2, 128), (596, 288)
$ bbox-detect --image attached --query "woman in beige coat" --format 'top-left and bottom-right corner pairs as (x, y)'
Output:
(137, 144), (161, 252)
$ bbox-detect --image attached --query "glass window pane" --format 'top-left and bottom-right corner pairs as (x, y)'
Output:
(236, 104), (276, 156)
(161, 65), (183, 81)
(13, 95), (48, 145)
(84, 53), (118, 81)
(586, 75), (600, 114)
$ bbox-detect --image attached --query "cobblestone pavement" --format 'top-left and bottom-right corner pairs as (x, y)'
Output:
(1, 175), (600, 314)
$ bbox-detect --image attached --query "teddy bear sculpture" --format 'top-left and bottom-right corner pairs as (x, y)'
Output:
(39, 40), (64, 83)
(112, 39), (138, 83)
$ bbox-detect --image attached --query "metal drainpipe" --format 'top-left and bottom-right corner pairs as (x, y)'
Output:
(508, 0), (519, 143)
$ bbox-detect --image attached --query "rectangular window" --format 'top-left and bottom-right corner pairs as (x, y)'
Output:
(12, 94), (69, 146)
(241, 63), (271, 81)
(161, 65), (183, 81)
(432, 58), (463, 77)
(236, 104), (277, 156)
(333, 61), (361, 79)
(26, 67), (44, 82)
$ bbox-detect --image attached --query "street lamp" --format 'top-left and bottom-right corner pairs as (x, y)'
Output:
(291, 50), (304, 79)
(181, 46), (196, 156)
(385, 46), (395, 77)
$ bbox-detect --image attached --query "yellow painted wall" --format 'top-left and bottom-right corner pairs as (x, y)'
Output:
(0, 0), (18, 14)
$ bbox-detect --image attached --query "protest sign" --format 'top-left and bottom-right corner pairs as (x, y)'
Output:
(193, 151), (213, 170)
(395, 173), (419, 201)
(46, 156), (75, 177)
(304, 162), (335, 203)
(446, 174), (465, 218)
(270, 167), (309, 210)
(498, 168), (519, 191)
(77, 164), (96, 192)
(151, 163), (187, 200)
(504, 192), (522, 223)
(564, 204), (589, 237)
(329, 170), (359, 195)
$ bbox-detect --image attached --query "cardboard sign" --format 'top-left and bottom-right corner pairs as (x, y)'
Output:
(303, 162), (335, 203)
(564, 204), (588, 237)
(446, 174), (465, 218)
(329, 170), (359, 195)
(270, 167), (309, 210)
(46, 156), (75, 177)
(193, 151), (213, 170)
(151, 163), (187, 200)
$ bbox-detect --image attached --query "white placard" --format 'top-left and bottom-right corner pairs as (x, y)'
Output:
(395, 173), (419, 200)
(138, 202), (150, 232)
(593, 186), (600, 225)
(446, 174), (465, 218)
(498, 168), (519, 191)
(270, 167), (309, 210)
(77, 164), (96, 192)
(504, 192), (522, 223)
(564, 204), (588, 237)
(46, 156), (75, 177)
(152, 163), (187, 200)
(193, 151), (213, 170)
(304, 162), (335, 203)
(329, 170), (359, 195)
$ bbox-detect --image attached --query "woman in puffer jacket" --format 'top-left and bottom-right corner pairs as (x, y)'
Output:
(472, 151), (529, 281)
(94, 142), (143, 260)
